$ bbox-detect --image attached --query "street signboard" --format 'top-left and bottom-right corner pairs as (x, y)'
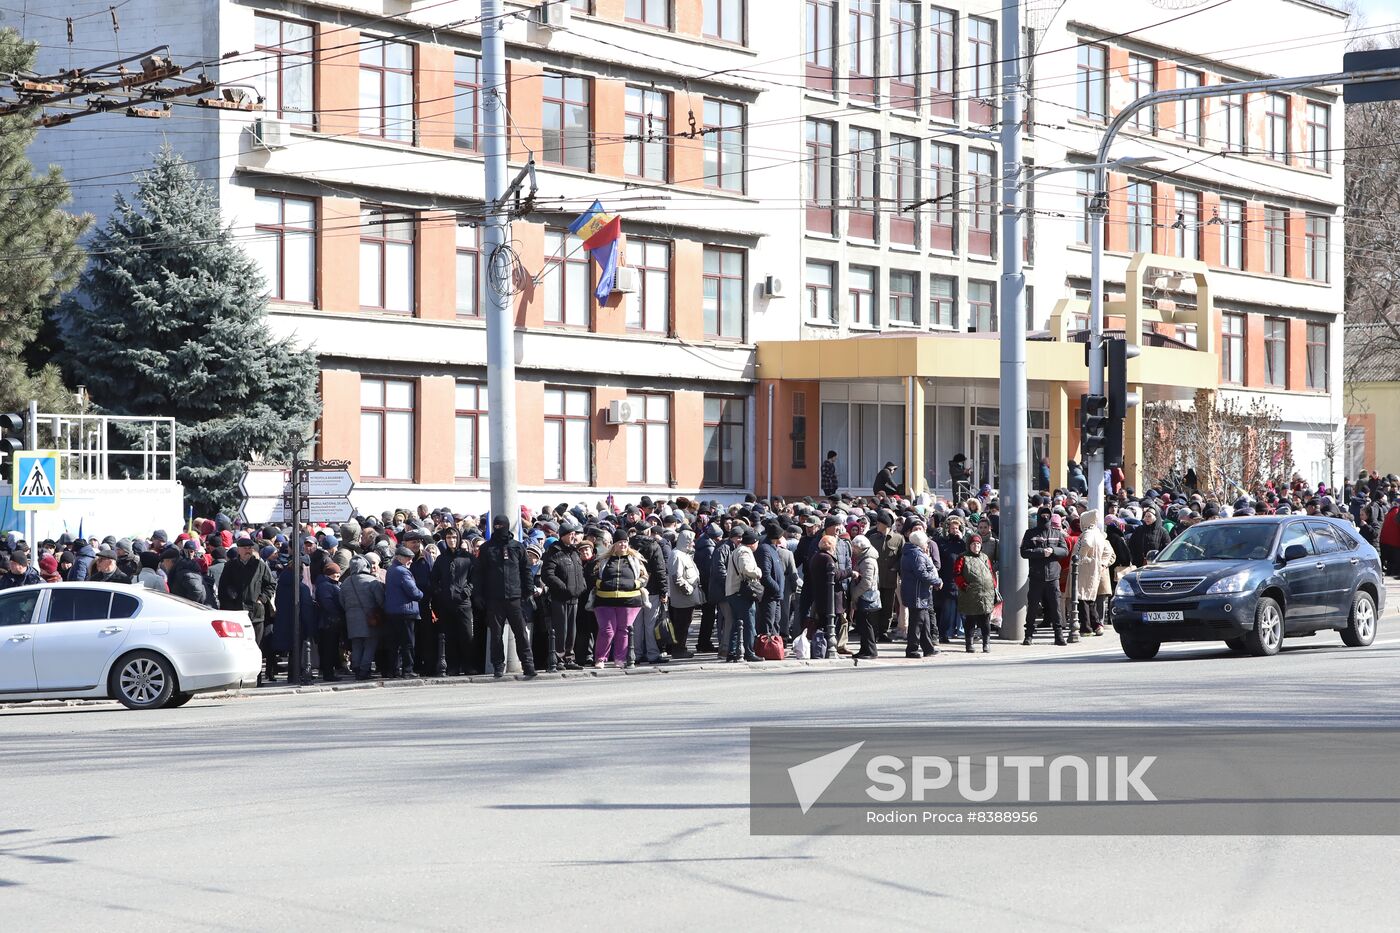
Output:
(12, 450), (60, 510)
(1343, 49), (1400, 104)
(297, 469), (354, 498)
(298, 496), (355, 524)
(237, 465), (356, 526)
(238, 497), (290, 525)
(239, 468), (290, 498)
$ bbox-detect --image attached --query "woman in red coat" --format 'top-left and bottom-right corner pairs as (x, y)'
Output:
(1379, 504), (1400, 578)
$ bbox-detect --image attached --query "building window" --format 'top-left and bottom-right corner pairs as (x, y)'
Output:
(1127, 181), (1153, 253)
(1128, 55), (1156, 133)
(453, 54), (483, 151)
(703, 98), (745, 193)
(791, 391), (808, 469)
(889, 270), (918, 325)
(703, 396), (746, 487)
(704, 0), (745, 44)
(805, 261), (835, 324)
(968, 148), (994, 256)
(1219, 198), (1244, 269)
(1265, 93), (1289, 162)
(624, 86), (669, 182)
(1305, 214), (1329, 283)
(849, 0), (878, 104)
(359, 39), (413, 142)
(627, 237), (670, 333)
(1265, 207), (1288, 275)
(1074, 169), (1095, 246)
(542, 71), (591, 170)
(1264, 317), (1288, 387)
(626, 393), (671, 485)
(849, 265), (876, 327)
(1177, 68), (1202, 144)
(930, 142), (956, 250)
(703, 246), (745, 340)
(929, 274), (956, 329)
(456, 224), (480, 317)
(454, 382), (489, 480)
(805, 0), (835, 92)
(1076, 43), (1106, 122)
(543, 228), (592, 327)
(1306, 103), (1330, 171)
(967, 17), (995, 122)
(359, 208), (415, 312)
(544, 387), (592, 484)
(848, 126), (879, 240)
(360, 378), (415, 481)
(626, 0), (670, 27)
(968, 281), (996, 332)
(1221, 313), (1244, 384)
(253, 193), (315, 305)
(805, 119), (836, 234)
(1173, 189), (1200, 260)
(890, 135), (918, 246)
(931, 7), (956, 118)
(1306, 322), (1329, 390)
(570, 0), (592, 10)
(253, 14), (313, 124)
(1223, 84), (1247, 153)
(890, 0), (919, 108)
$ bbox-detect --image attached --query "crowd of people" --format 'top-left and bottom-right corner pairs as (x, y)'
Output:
(3, 460), (1399, 685)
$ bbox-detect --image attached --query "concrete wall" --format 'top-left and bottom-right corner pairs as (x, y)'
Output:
(0, 481), (184, 541)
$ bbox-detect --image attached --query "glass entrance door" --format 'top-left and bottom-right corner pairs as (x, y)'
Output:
(971, 426), (1000, 491)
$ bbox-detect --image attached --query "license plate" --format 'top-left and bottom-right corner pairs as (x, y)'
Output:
(1145, 611), (1185, 622)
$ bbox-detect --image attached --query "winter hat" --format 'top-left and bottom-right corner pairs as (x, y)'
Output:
(38, 555), (58, 575)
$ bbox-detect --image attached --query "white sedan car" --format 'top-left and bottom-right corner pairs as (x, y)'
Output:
(0, 582), (262, 710)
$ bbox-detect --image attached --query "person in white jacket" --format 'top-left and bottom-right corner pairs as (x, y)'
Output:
(724, 528), (763, 662)
(1071, 509), (1115, 636)
(667, 529), (703, 658)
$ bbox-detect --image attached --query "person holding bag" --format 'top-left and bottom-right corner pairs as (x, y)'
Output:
(850, 535), (881, 660)
(590, 537), (648, 669)
(724, 527), (764, 663)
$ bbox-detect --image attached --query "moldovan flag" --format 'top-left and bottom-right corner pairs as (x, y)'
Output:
(568, 200), (622, 302)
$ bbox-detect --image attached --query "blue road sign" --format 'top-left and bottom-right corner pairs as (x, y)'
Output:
(12, 451), (60, 510)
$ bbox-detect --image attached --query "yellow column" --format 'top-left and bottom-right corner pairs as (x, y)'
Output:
(1049, 383), (1069, 492)
(1126, 384), (1144, 493)
(907, 376), (925, 498)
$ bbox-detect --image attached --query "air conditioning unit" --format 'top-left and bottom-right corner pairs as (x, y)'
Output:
(252, 116), (292, 149)
(762, 274), (785, 299)
(533, 1), (571, 29)
(607, 399), (638, 425)
(612, 266), (638, 294)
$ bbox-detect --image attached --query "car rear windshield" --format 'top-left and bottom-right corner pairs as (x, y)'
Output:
(1155, 523), (1277, 562)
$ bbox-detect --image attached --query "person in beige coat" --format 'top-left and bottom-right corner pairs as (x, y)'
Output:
(1071, 509), (1115, 635)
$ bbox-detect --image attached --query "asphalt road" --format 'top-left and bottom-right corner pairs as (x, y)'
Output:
(4, 623), (1400, 932)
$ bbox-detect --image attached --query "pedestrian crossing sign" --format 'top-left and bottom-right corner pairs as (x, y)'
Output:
(12, 451), (59, 510)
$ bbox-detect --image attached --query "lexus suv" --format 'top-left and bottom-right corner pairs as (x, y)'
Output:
(1110, 516), (1384, 660)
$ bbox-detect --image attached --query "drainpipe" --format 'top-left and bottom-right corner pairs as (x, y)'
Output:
(766, 383), (775, 502)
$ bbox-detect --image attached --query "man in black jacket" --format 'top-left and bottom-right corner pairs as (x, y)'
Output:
(88, 548), (133, 585)
(756, 524), (786, 636)
(474, 515), (537, 679)
(163, 546), (211, 605)
(1020, 506), (1069, 645)
(1129, 506), (1171, 567)
(873, 461), (900, 498)
(430, 526), (479, 675)
(540, 521), (588, 671)
(693, 523), (720, 652)
(866, 510), (903, 642)
(218, 538), (277, 647)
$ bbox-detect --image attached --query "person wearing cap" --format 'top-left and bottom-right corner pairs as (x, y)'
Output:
(219, 537), (277, 653)
(66, 537), (96, 583)
(430, 526), (481, 676)
(1020, 506), (1069, 645)
(474, 515), (539, 679)
(313, 561), (346, 682)
(724, 527), (763, 662)
(88, 548), (133, 585)
(540, 521), (588, 672)
(397, 531), (436, 675)
(0, 551), (39, 590)
(867, 510), (904, 643)
(756, 524), (787, 642)
(954, 534), (997, 653)
(37, 554), (62, 584)
(873, 461), (900, 499)
(384, 546), (425, 679)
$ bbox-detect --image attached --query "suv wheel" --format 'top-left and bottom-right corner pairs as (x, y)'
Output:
(1120, 634), (1160, 660)
(109, 650), (178, 710)
(1245, 597), (1284, 657)
(1340, 590), (1377, 648)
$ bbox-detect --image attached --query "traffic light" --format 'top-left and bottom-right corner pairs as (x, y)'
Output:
(0, 412), (24, 462)
(1080, 394), (1107, 456)
(1105, 338), (1142, 468)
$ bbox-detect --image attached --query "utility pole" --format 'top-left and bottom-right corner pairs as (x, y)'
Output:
(997, 0), (1028, 641)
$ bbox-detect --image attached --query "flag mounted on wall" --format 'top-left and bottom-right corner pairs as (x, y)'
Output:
(568, 200), (622, 302)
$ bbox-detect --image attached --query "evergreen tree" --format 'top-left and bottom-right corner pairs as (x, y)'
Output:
(61, 147), (320, 513)
(0, 28), (89, 412)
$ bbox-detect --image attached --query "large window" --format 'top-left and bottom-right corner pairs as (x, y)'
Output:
(890, 135), (918, 246)
(1306, 214), (1329, 283)
(1174, 189), (1200, 260)
(931, 8), (955, 118)
(1264, 317), (1288, 387)
(1177, 69), (1203, 143)
(848, 126), (879, 240)
(542, 71), (591, 170)
(1265, 207), (1288, 275)
(704, 0), (745, 44)
(968, 281), (996, 332)
(1075, 169), (1095, 246)
(805, 261), (835, 324)
(1128, 55), (1156, 133)
(890, 0), (919, 108)
(703, 99), (745, 193)
(967, 17), (996, 122)
(703, 246), (745, 339)
(544, 387), (592, 484)
(1265, 93), (1289, 162)
(849, 265), (876, 327)
(1306, 102), (1331, 171)
(454, 54), (483, 151)
(627, 237), (670, 333)
(849, 0), (878, 104)
(1076, 43), (1106, 122)
(805, 119), (836, 234)
(1223, 84), (1247, 152)
(930, 142), (956, 250)
(1221, 313), (1245, 384)
(454, 382), (489, 480)
(360, 208), (415, 312)
(626, 393), (671, 485)
(889, 270), (918, 325)
(703, 396), (746, 487)
(626, 0), (669, 27)
(624, 86), (669, 182)
(1306, 322), (1329, 390)
(456, 224), (480, 317)
(359, 40), (413, 142)
(968, 148), (994, 256)
(253, 193), (315, 304)
(1219, 198), (1244, 269)
(1127, 181), (1153, 253)
(360, 378), (415, 481)
(930, 274), (956, 329)
(805, 0), (835, 92)
(253, 14), (313, 123)
(543, 228), (592, 327)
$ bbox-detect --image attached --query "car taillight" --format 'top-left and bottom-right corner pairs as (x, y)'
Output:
(211, 619), (245, 638)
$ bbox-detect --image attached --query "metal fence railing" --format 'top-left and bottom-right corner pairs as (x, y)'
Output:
(34, 412), (178, 482)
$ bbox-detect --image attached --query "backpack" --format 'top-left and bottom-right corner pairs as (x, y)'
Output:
(755, 633), (785, 661)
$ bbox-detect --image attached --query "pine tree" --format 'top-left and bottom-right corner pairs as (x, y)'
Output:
(60, 147), (320, 513)
(0, 28), (89, 412)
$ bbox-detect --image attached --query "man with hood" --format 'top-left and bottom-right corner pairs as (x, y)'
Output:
(67, 539), (95, 582)
(540, 520), (588, 671)
(1071, 509), (1115, 636)
(1129, 505), (1171, 567)
(1020, 505), (1069, 645)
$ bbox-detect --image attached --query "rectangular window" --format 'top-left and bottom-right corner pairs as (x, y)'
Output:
(1177, 68), (1202, 143)
(1074, 169), (1095, 246)
(626, 393), (671, 485)
(1306, 102), (1331, 171)
(805, 0), (835, 92)
(1221, 312), (1245, 384)
(1076, 43), (1106, 122)
(626, 0), (670, 27)
(359, 40), (413, 142)
(360, 378), (415, 481)
(359, 208), (415, 312)
(1219, 198), (1244, 269)
(1223, 84), (1246, 153)
(253, 14), (314, 123)
(930, 8), (955, 118)
(1128, 55), (1156, 133)
(1127, 181), (1153, 253)
(543, 228), (592, 327)
(930, 143), (956, 250)
(967, 17), (996, 123)
(849, 265), (876, 327)
(703, 396), (746, 487)
(929, 274), (956, 329)
(849, 0), (878, 104)
(1305, 214), (1329, 283)
(1265, 93), (1289, 162)
(1306, 322), (1329, 390)
(542, 71), (591, 170)
(570, 0), (592, 9)
(627, 237), (670, 333)
(703, 246), (745, 339)
(805, 261), (835, 324)
(453, 54), (483, 151)
(544, 387), (592, 484)
(805, 119), (836, 235)
(1174, 189), (1200, 260)
(704, 0), (745, 44)
(455, 224), (480, 317)
(624, 86), (669, 182)
(703, 99), (745, 193)
(968, 281), (996, 332)
(454, 382), (489, 480)
(969, 148), (994, 256)
(1265, 207), (1288, 275)
(890, 135), (918, 246)
(848, 126), (879, 241)
(889, 270), (917, 325)
(1264, 317), (1288, 388)
(791, 391), (808, 469)
(890, 0), (919, 109)
(253, 193), (315, 305)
